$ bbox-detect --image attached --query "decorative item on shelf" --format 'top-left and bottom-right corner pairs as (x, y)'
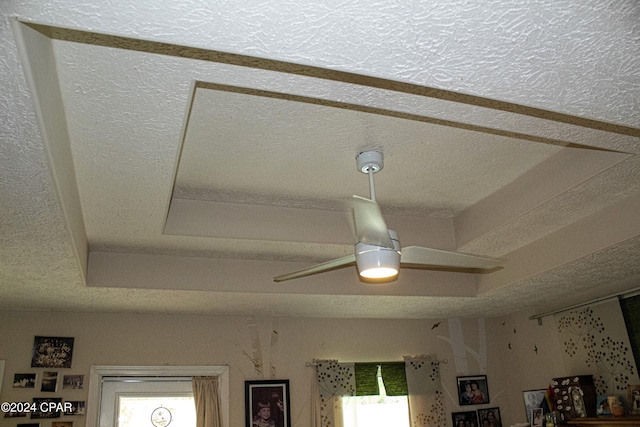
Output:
(607, 396), (624, 416)
(551, 375), (597, 420)
(628, 384), (640, 415)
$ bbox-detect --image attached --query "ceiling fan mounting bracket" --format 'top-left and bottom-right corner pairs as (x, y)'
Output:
(356, 151), (384, 174)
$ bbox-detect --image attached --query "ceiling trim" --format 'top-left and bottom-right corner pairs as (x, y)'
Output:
(23, 21), (640, 138)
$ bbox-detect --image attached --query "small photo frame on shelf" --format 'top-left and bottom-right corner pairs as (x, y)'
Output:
(245, 379), (291, 427)
(629, 384), (640, 415)
(452, 410), (478, 427)
(31, 336), (74, 368)
(477, 407), (502, 427)
(597, 395), (612, 415)
(457, 375), (489, 405)
(531, 408), (544, 426)
(13, 373), (36, 388)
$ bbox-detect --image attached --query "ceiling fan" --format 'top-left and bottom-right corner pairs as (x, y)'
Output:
(273, 151), (503, 282)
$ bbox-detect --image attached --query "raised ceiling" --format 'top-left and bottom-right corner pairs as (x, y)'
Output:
(1, 0), (639, 319)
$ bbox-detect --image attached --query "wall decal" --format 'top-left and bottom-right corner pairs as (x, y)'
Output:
(555, 300), (639, 396)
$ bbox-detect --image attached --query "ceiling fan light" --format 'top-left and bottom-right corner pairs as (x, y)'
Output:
(359, 266), (399, 279)
(356, 236), (401, 280)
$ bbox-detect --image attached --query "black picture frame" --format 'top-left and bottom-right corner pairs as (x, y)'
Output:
(477, 407), (502, 427)
(452, 410), (478, 427)
(245, 379), (290, 427)
(457, 375), (490, 405)
(31, 336), (74, 368)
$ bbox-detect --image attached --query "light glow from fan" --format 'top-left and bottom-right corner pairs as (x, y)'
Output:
(359, 266), (399, 279)
(356, 230), (401, 281)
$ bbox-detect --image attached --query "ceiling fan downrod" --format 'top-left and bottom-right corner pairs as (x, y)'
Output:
(356, 151), (384, 202)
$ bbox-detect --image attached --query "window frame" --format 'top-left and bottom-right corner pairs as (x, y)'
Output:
(86, 365), (229, 427)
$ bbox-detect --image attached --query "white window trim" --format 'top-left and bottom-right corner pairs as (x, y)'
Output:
(86, 365), (229, 427)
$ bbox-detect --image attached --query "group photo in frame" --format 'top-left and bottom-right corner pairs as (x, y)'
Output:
(452, 410), (478, 427)
(31, 336), (74, 368)
(457, 375), (490, 405)
(477, 407), (502, 427)
(245, 379), (291, 427)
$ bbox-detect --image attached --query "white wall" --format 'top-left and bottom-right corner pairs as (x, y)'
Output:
(0, 310), (564, 427)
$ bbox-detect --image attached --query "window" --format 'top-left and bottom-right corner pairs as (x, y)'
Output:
(100, 377), (196, 427)
(342, 365), (410, 427)
(87, 366), (229, 427)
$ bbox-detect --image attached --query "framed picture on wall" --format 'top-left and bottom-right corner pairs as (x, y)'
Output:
(457, 375), (490, 405)
(245, 379), (291, 427)
(31, 336), (74, 368)
(629, 384), (640, 415)
(452, 410), (478, 427)
(477, 407), (502, 427)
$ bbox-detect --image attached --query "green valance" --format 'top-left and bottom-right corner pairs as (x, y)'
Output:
(380, 362), (408, 396)
(354, 363), (379, 396)
(354, 362), (408, 396)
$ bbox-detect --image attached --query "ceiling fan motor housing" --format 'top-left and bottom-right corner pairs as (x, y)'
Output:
(356, 151), (384, 173)
(356, 230), (401, 279)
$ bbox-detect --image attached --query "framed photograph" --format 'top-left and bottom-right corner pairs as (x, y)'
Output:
(531, 408), (544, 426)
(62, 374), (84, 389)
(245, 379), (291, 427)
(452, 410), (478, 427)
(13, 373), (36, 388)
(523, 389), (546, 424)
(31, 398), (62, 419)
(477, 407), (502, 427)
(597, 395), (612, 415)
(41, 371), (58, 392)
(64, 401), (86, 416)
(629, 384), (640, 415)
(52, 422), (73, 427)
(31, 336), (74, 368)
(457, 375), (490, 405)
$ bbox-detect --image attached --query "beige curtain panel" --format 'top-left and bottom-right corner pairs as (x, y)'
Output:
(193, 376), (223, 427)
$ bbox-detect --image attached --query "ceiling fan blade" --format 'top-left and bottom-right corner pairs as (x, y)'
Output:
(273, 254), (357, 282)
(400, 246), (502, 273)
(352, 195), (394, 248)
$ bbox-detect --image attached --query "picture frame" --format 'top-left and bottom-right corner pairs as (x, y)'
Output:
(530, 408), (544, 426)
(62, 374), (84, 389)
(477, 407), (502, 427)
(13, 373), (36, 388)
(30, 398), (62, 419)
(41, 371), (58, 392)
(452, 410), (478, 427)
(629, 384), (640, 415)
(522, 389), (546, 424)
(457, 375), (490, 405)
(64, 401), (86, 416)
(597, 395), (612, 415)
(31, 336), (74, 368)
(245, 379), (291, 427)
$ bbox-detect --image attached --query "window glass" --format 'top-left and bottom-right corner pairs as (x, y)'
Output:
(118, 394), (195, 427)
(342, 365), (410, 427)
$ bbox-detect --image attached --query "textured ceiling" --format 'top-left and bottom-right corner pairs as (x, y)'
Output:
(1, 0), (639, 319)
